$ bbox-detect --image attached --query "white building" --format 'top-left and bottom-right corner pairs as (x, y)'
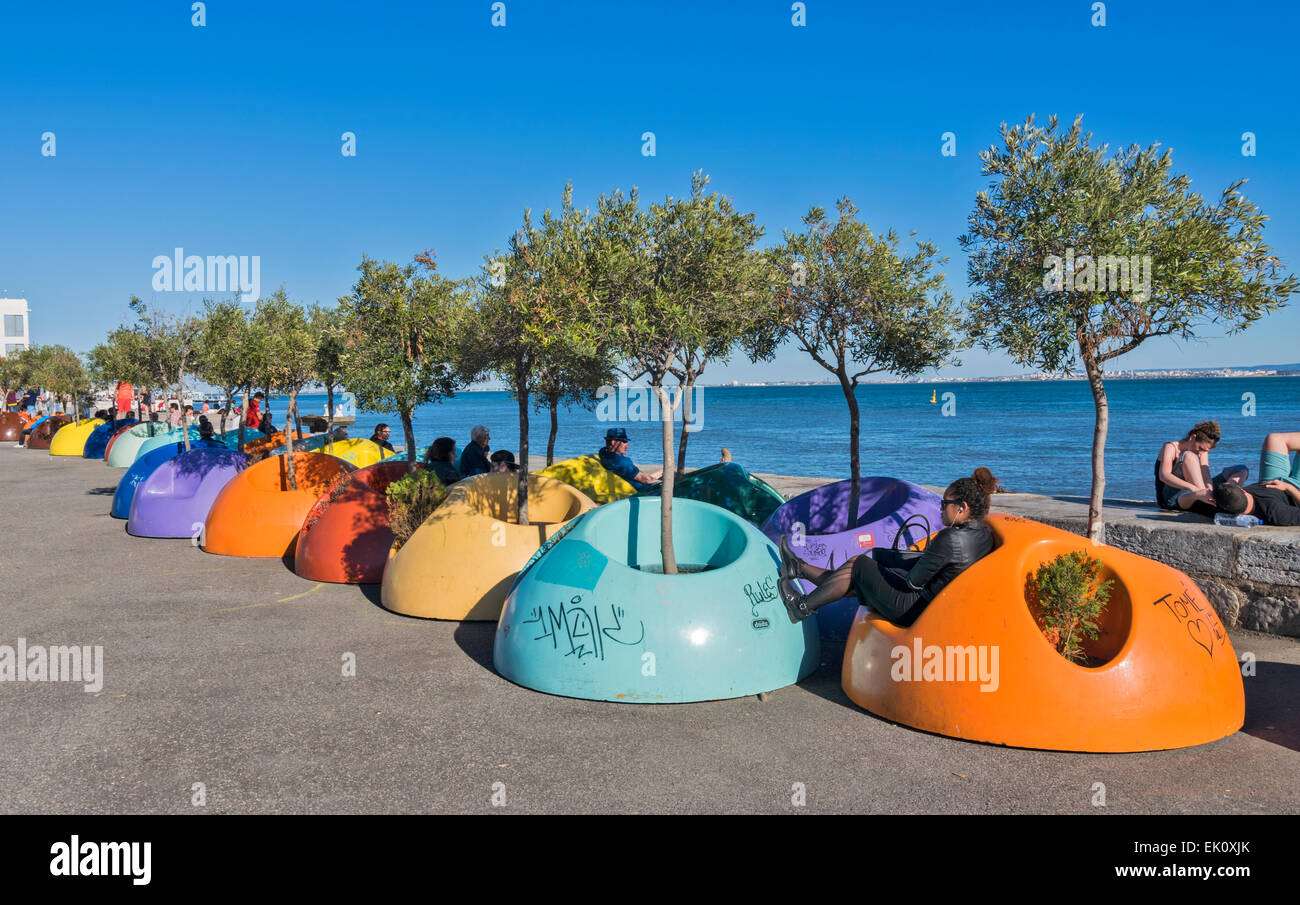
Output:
(0, 298), (30, 357)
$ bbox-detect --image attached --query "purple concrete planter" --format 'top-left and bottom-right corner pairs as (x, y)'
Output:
(760, 476), (942, 637)
(126, 448), (250, 538)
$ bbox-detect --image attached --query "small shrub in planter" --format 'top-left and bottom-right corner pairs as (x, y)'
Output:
(386, 469), (448, 551)
(1029, 550), (1114, 665)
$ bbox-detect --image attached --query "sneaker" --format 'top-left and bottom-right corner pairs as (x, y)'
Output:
(778, 577), (810, 623)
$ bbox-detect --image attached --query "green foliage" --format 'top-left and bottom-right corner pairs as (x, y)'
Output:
(754, 197), (964, 380)
(0, 347), (34, 393)
(310, 304), (347, 398)
(1030, 550), (1114, 664)
(196, 298), (260, 407)
(385, 469), (449, 550)
(962, 113), (1296, 372)
(22, 345), (90, 417)
(338, 255), (468, 466)
(251, 289), (316, 399)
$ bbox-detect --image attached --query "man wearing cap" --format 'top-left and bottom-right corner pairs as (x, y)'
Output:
(597, 428), (661, 490)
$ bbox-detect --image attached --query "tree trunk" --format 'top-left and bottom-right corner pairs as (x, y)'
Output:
(293, 393), (303, 441)
(546, 395), (558, 466)
(326, 384), (335, 454)
(238, 387), (249, 453)
(517, 385), (530, 526)
(675, 373), (696, 477)
(1081, 346), (1108, 544)
(840, 372), (861, 530)
(654, 383), (678, 575)
(285, 389), (298, 491)
(178, 371), (191, 452)
(401, 409), (416, 474)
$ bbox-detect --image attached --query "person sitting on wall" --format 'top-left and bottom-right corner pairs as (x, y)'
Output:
(198, 415), (215, 441)
(369, 423), (395, 452)
(777, 474), (995, 626)
(1212, 431), (1300, 526)
(597, 427), (661, 490)
(424, 436), (462, 485)
(458, 425), (492, 478)
(1154, 420), (1248, 516)
(490, 449), (519, 473)
(258, 410), (274, 436)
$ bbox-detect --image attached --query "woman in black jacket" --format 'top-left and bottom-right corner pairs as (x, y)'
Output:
(778, 475), (994, 626)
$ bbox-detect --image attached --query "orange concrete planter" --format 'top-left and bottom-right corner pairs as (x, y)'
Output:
(841, 513), (1245, 752)
(202, 452), (355, 559)
(294, 459), (416, 584)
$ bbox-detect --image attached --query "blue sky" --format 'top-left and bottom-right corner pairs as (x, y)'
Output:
(2, 0), (1298, 380)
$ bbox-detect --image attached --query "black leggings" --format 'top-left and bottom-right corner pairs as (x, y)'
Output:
(850, 555), (926, 625)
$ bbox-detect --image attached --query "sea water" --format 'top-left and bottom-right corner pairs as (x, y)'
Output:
(266, 377), (1300, 500)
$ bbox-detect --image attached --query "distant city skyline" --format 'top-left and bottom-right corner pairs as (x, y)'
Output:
(3, 0), (1297, 381)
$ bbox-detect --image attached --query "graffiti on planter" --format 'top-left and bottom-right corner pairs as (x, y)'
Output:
(743, 575), (778, 616)
(524, 594), (645, 661)
(1153, 583), (1224, 660)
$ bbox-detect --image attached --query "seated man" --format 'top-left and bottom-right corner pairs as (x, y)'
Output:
(777, 476), (995, 626)
(596, 428), (661, 490)
(458, 425), (492, 478)
(368, 423), (394, 452)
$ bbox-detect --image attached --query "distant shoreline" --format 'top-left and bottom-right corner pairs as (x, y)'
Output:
(706, 370), (1297, 387)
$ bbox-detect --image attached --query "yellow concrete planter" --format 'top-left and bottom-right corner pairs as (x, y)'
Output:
(380, 472), (596, 621)
(536, 455), (636, 504)
(321, 438), (396, 468)
(48, 418), (106, 456)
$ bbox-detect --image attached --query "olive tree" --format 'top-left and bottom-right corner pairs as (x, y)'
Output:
(338, 253), (467, 473)
(752, 198), (964, 529)
(252, 289), (317, 488)
(962, 114), (1297, 541)
(467, 185), (605, 524)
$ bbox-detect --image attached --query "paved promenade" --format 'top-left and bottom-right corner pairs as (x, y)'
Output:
(1, 447), (1297, 814)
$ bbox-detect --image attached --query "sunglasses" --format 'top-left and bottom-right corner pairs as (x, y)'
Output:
(941, 498), (964, 507)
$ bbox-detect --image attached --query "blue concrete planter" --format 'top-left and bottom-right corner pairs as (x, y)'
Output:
(494, 496), (820, 703)
(82, 419), (136, 459)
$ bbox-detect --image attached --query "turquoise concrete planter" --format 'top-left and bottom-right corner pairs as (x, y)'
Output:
(494, 497), (820, 703)
(106, 422), (176, 468)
